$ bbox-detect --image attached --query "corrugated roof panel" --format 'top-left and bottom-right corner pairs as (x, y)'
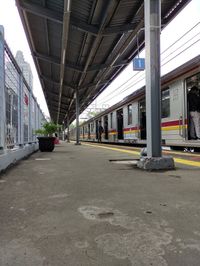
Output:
(30, 0), (43, 5)
(48, 21), (62, 57)
(67, 30), (88, 63)
(38, 60), (51, 77)
(72, 0), (94, 23)
(51, 64), (60, 82)
(46, 0), (64, 13)
(26, 13), (47, 51)
(16, 0), (191, 123)
(109, 0), (142, 27)
(91, 35), (120, 65)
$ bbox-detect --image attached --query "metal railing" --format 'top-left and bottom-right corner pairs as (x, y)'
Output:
(0, 26), (45, 152)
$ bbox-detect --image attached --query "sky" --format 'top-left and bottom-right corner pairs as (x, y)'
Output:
(0, 0), (49, 117)
(0, 0), (199, 120)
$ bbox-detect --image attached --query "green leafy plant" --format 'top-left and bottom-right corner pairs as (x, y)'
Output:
(35, 122), (62, 136)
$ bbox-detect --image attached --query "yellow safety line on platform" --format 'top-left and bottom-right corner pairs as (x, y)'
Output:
(164, 150), (200, 157)
(83, 143), (200, 167)
(83, 142), (200, 157)
(103, 144), (200, 157)
(83, 143), (139, 155)
(173, 158), (200, 167)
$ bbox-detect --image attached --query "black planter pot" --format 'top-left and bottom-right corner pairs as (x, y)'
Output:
(37, 137), (56, 152)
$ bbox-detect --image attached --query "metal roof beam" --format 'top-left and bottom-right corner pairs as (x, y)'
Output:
(78, 0), (116, 87)
(49, 101), (67, 111)
(103, 23), (139, 35)
(50, 101), (69, 109)
(65, 0), (116, 119)
(70, 19), (139, 36)
(51, 108), (66, 115)
(35, 50), (127, 72)
(71, 17), (98, 35)
(17, 0), (63, 24)
(88, 60), (128, 72)
(81, 81), (110, 90)
(34, 51), (60, 64)
(40, 75), (75, 91)
(34, 52), (83, 72)
(47, 91), (73, 100)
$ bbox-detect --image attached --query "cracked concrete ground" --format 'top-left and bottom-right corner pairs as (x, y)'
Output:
(0, 142), (200, 266)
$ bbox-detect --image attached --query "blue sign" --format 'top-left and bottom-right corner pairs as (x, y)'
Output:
(133, 58), (145, 71)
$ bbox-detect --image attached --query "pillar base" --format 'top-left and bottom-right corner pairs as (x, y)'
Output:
(137, 156), (175, 170)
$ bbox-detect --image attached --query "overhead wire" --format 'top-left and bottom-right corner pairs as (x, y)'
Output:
(96, 22), (200, 106)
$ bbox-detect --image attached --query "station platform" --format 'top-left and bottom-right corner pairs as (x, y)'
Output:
(0, 141), (200, 265)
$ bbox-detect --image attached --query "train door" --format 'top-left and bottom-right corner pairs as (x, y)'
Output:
(91, 122), (94, 139)
(186, 72), (200, 140)
(139, 99), (146, 140)
(88, 123), (90, 139)
(95, 120), (98, 140)
(117, 108), (124, 140)
(104, 115), (108, 140)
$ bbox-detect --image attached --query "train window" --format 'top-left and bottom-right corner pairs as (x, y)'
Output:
(186, 73), (200, 89)
(127, 104), (132, 125)
(110, 112), (113, 128)
(91, 122), (94, 132)
(161, 88), (170, 118)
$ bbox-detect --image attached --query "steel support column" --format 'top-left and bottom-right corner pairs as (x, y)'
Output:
(0, 26), (5, 152)
(75, 88), (81, 145)
(67, 117), (70, 142)
(145, 0), (161, 157)
(62, 124), (65, 141)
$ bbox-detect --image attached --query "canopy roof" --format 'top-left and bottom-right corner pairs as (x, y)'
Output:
(16, 0), (191, 123)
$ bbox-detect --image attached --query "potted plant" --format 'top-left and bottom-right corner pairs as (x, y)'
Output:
(35, 122), (61, 152)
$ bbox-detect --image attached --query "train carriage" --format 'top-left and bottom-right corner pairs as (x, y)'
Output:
(71, 55), (200, 150)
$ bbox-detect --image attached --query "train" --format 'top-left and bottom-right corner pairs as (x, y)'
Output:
(70, 55), (200, 150)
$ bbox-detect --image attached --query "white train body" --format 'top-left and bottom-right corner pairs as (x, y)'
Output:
(71, 56), (200, 149)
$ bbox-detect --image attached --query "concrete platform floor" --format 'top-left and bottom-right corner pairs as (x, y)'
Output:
(0, 142), (200, 266)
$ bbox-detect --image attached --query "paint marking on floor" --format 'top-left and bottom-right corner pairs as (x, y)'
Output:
(83, 143), (200, 167)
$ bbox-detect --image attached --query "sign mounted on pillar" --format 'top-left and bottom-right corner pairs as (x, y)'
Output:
(133, 58), (145, 71)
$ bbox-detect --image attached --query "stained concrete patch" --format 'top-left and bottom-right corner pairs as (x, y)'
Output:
(0, 238), (44, 266)
(48, 193), (69, 199)
(35, 158), (51, 161)
(79, 206), (117, 222)
(110, 159), (138, 165)
(79, 205), (173, 265)
(178, 239), (200, 252)
(74, 240), (89, 249)
(26, 211), (68, 238)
